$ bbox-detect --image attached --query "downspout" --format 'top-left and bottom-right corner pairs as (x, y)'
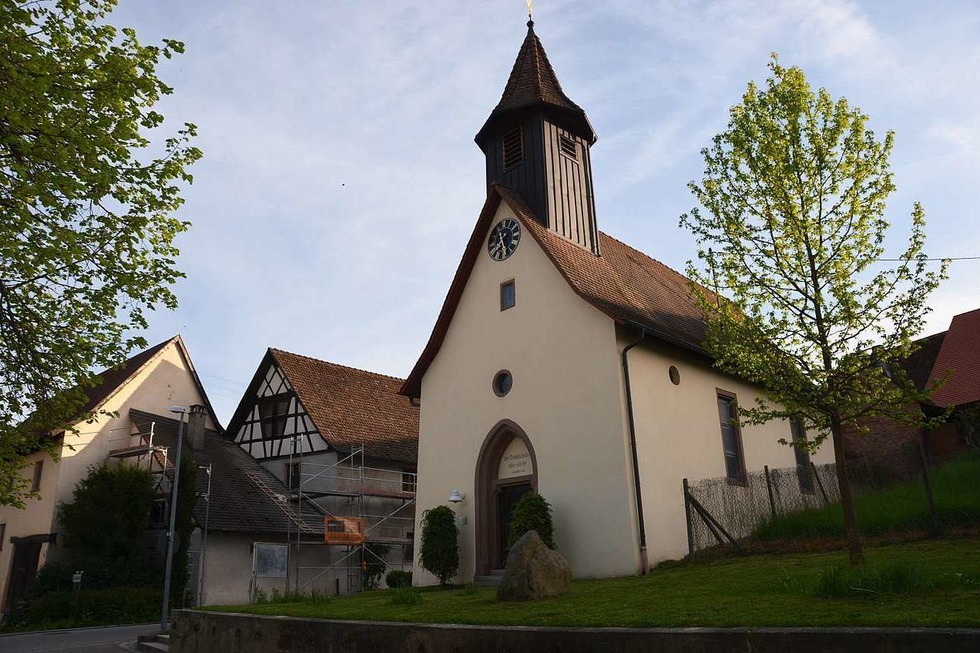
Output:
(621, 325), (648, 574)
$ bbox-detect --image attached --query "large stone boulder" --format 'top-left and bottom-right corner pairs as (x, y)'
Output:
(496, 530), (572, 601)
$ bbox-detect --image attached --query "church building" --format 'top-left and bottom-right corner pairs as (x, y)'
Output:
(400, 21), (833, 582)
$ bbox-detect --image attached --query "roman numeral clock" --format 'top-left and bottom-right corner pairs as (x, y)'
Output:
(488, 218), (521, 261)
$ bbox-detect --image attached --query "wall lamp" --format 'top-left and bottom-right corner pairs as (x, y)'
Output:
(448, 489), (465, 504)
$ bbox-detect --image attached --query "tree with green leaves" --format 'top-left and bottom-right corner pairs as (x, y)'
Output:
(0, 0), (200, 506)
(681, 57), (947, 565)
(419, 505), (458, 586)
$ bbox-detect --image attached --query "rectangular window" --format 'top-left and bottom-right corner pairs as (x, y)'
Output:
(792, 418), (814, 494)
(149, 499), (167, 528)
(402, 469), (417, 493)
(0, 523), (5, 551)
(258, 395), (291, 440)
(503, 126), (524, 169)
(30, 460), (43, 492)
(716, 392), (746, 483)
(500, 280), (516, 311)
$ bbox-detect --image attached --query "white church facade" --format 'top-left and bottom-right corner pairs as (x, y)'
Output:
(400, 21), (833, 583)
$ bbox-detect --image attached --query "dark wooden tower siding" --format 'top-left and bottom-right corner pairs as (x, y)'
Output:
(476, 21), (600, 255)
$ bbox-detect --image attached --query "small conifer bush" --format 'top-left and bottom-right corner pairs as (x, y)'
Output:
(507, 492), (555, 549)
(419, 505), (459, 585)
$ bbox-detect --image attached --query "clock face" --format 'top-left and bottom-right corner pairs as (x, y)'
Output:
(488, 218), (521, 261)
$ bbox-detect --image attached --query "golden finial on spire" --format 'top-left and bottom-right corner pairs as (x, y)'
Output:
(526, 0), (534, 28)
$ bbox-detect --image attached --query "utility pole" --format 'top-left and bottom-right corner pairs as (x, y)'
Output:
(160, 406), (187, 632)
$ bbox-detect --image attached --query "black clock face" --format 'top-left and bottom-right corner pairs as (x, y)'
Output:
(488, 218), (521, 261)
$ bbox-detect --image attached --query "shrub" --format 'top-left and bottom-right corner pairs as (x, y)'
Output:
(507, 492), (555, 549)
(419, 505), (459, 585)
(385, 570), (412, 588)
(389, 587), (423, 605)
(6, 586), (160, 628)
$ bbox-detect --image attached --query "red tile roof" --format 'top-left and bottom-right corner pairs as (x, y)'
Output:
(399, 184), (710, 398)
(270, 349), (419, 464)
(928, 308), (980, 407)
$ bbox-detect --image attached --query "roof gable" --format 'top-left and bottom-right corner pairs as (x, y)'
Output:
(399, 184), (710, 398)
(228, 349), (419, 464)
(80, 335), (222, 433)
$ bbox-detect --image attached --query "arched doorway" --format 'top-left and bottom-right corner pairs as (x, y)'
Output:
(474, 420), (538, 575)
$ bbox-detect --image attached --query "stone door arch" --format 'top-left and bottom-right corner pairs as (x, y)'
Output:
(474, 419), (538, 575)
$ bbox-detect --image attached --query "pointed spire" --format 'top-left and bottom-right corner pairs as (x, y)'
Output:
(475, 21), (596, 146)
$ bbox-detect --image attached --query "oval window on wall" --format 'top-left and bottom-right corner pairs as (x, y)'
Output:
(493, 370), (513, 397)
(668, 365), (681, 385)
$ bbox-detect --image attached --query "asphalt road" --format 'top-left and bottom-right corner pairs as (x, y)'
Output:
(0, 623), (159, 652)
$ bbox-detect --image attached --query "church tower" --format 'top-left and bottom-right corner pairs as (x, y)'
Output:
(475, 20), (600, 255)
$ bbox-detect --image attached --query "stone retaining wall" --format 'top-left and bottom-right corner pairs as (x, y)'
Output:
(173, 610), (980, 653)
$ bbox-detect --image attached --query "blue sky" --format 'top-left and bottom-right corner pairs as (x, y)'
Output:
(109, 1), (980, 422)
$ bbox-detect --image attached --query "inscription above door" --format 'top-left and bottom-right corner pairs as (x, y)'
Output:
(497, 438), (532, 480)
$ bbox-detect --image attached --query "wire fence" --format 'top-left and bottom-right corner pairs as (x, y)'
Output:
(683, 444), (978, 554)
(684, 461), (839, 553)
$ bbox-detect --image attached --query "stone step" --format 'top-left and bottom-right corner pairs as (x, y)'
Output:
(136, 633), (170, 653)
(474, 572), (504, 587)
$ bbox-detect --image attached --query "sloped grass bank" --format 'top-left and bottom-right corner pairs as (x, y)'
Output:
(208, 538), (980, 628)
(753, 453), (980, 541)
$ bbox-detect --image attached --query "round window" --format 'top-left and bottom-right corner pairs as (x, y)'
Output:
(493, 370), (513, 397)
(668, 365), (681, 385)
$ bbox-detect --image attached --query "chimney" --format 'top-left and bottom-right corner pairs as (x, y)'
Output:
(186, 404), (207, 451)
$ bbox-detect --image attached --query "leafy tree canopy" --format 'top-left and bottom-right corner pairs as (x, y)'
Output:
(681, 56), (947, 563)
(0, 0), (200, 505)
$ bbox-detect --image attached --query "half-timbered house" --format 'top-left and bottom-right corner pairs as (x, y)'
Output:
(226, 348), (419, 593)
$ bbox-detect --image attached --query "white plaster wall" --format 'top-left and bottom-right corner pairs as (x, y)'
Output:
(198, 533), (369, 606)
(625, 335), (835, 562)
(413, 202), (638, 584)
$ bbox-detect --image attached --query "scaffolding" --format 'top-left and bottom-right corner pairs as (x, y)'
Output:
(106, 420), (172, 491)
(285, 443), (416, 595)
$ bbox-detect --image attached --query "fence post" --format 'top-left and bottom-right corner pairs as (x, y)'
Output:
(917, 443), (942, 537)
(764, 465), (777, 518)
(811, 462), (830, 506)
(683, 478), (694, 555)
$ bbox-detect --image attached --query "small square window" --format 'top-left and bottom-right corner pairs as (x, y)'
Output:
(500, 280), (516, 311)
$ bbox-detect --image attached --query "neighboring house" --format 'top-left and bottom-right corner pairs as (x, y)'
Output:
(0, 336), (220, 614)
(129, 409), (326, 606)
(845, 307), (980, 462)
(225, 348), (419, 594)
(400, 22), (834, 583)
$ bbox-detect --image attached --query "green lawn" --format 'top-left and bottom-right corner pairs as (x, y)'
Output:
(208, 538), (980, 628)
